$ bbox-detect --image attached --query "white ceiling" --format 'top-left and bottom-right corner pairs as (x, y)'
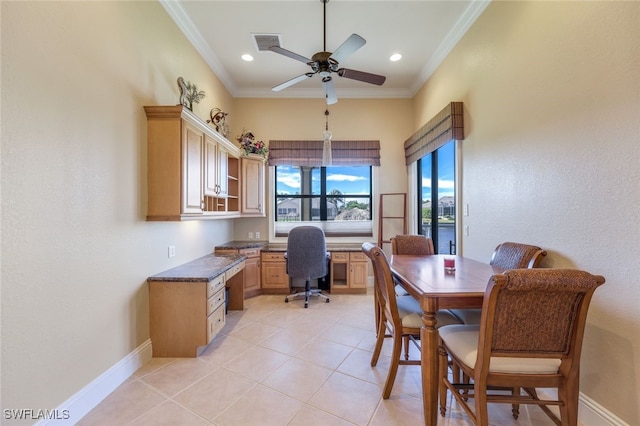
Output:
(161, 0), (490, 102)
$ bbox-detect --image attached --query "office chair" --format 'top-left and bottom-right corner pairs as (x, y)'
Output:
(284, 226), (330, 308)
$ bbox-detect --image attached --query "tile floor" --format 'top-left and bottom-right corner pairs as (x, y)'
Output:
(79, 291), (557, 425)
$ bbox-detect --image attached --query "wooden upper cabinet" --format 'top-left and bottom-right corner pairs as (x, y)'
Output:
(241, 154), (266, 217)
(145, 105), (241, 221)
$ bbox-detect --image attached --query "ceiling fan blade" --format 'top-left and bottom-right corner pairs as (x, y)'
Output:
(272, 73), (313, 92)
(323, 78), (338, 105)
(337, 68), (386, 86)
(268, 46), (312, 64)
(329, 34), (366, 64)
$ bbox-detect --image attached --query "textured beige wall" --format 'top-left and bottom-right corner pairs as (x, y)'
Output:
(1, 1), (236, 419)
(413, 2), (640, 423)
(231, 98), (412, 242)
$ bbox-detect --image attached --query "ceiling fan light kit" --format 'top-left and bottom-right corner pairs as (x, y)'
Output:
(268, 0), (386, 105)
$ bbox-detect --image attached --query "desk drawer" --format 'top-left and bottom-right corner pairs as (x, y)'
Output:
(207, 287), (225, 316)
(207, 274), (226, 298)
(207, 304), (225, 343)
(239, 248), (260, 258)
(262, 252), (285, 262)
(332, 252), (349, 262)
(350, 252), (367, 262)
(225, 261), (245, 281)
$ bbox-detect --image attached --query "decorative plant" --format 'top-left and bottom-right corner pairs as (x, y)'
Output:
(236, 130), (268, 157)
(184, 81), (205, 110)
(177, 77), (205, 110)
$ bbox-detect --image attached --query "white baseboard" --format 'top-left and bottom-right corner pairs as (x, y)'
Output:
(32, 335), (628, 426)
(579, 393), (629, 426)
(35, 339), (152, 426)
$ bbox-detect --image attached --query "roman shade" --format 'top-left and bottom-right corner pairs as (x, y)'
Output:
(404, 102), (464, 165)
(268, 140), (380, 166)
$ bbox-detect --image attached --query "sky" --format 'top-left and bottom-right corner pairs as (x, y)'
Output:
(421, 141), (455, 201)
(276, 165), (371, 195)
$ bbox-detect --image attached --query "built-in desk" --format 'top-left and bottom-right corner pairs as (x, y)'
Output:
(147, 254), (245, 357)
(261, 243), (370, 294)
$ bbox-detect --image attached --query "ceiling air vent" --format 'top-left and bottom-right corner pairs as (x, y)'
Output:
(252, 33), (282, 52)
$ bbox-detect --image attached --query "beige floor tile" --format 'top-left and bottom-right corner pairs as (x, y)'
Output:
(289, 404), (357, 426)
(309, 371), (382, 425)
(127, 400), (208, 426)
(369, 393), (424, 426)
(77, 380), (165, 426)
(258, 328), (315, 356)
(294, 337), (354, 370)
(79, 293), (547, 426)
(257, 308), (306, 328)
(319, 322), (371, 347)
(141, 358), (215, 397)
(225, 320), (282, 345)
(197, 334), (254, 365)
(338, 314), (377, 333)
(337, 347), (390, 386)
(223, 345), (290, 382)
(213, 384), (303, 426)
(133, 357), (178, 378)
(173, 367), (256, 420)
(262, 357), (333, 401)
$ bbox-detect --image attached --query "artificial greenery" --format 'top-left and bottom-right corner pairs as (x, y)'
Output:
(185, 81), (205, 110)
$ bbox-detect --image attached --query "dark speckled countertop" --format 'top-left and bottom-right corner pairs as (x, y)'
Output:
(214, 240), (269, 250)
(147, 253), (246, 282)
(215, 241), (367, 252)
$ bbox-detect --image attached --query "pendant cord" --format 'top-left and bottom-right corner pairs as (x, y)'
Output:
(322, 0), (327, 52)
(325, 109), (329, 131)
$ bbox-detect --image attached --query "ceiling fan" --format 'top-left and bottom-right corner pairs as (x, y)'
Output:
(268, 0), (386, 105)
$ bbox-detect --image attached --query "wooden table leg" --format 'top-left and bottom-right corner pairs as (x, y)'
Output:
(421, 298), (439, 425)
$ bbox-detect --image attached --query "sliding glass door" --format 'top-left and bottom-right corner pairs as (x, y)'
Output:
(417, 141), (456, 254)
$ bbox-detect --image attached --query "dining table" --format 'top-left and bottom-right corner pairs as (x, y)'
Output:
(389, 254), (505, 426)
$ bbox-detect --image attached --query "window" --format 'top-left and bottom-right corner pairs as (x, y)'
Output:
(274, 165), (373, 236)
(418, 141), (456, 254)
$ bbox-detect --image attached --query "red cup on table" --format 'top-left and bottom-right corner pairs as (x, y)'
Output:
(444, 257), (456, 271)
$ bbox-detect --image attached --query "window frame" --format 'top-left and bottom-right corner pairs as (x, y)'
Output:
(271, 165), (376, 240)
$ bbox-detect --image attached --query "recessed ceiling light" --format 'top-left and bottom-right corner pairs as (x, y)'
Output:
(389, 53), (402, 62)
(241, 54), (254, 62)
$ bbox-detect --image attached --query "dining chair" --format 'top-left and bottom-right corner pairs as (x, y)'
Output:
(362, 242), (462, 399)
(450, 242), (547, 325)
(438, 268), (605, 425)
(388, 234), (459, 361)
(284, 226), (330, 308)
(390, 234), (435, 296)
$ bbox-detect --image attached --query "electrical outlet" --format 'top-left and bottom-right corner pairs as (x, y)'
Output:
(248, 232), (253, 239)
(168, 245), (176, 258)
(464, 226), (469, 236)
(255, 231), (261, 239)
(463, 204), (469, 216)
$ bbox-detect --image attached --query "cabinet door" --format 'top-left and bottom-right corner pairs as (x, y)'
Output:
(241, 249), (261, 296)
(261, 262), (288, 289)
(182, 122), (204, 213)
(217, 147), (229, 198)
(349, 261), (368, 289)
(241, 156), (265, 216)
(204, 134), (217, 197)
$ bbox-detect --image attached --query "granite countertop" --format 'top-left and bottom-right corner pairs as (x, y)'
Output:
(215, 240), (269, 250)
(260, 243), (368, 252)
(147, 253), (246, 282)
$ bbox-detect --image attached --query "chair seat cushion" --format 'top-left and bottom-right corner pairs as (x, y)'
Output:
(396, 296), (463, 329)
(449, 308), (482, 325)
(439, 324), (562, 374)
